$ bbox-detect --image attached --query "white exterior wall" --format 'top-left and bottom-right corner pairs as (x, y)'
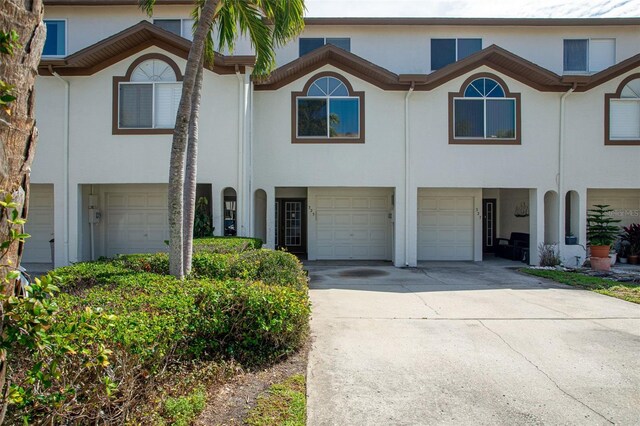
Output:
(46, 6), (640, 75)
(32, 46), (245, 264)
(273, 25), (640, 75)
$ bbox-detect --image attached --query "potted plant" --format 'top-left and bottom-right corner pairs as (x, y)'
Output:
(618, 240), (629, 264)
(565, 232), (577, 245)
(587, 205), (621, 259)
(621, 223), (640, 265)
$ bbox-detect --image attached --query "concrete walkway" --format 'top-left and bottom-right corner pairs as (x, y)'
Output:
(306, 263), (640, 426)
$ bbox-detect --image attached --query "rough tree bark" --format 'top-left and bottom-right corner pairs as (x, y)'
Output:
(0, 0), (46, 420)
(167, 0), (219, 279)
(182, 57), (204, 275)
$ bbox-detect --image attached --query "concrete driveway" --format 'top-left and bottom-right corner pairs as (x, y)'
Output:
(305, 263), (640, 426)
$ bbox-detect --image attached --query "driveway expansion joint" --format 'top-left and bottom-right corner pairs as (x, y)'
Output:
(478, 320), (616, 425)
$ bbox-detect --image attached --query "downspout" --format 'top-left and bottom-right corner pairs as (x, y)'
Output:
(558, 83), (577, 259)
(236, 66), (244, 236)
(248, 71), (254, 237)
(49, 65), (70, 266)
(404, 82), (415, 266)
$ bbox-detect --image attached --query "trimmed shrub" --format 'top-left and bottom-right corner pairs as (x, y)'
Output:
(7, 251), (309, 423)
(193, 236), (262, 253)
(118, 249), (308, 291)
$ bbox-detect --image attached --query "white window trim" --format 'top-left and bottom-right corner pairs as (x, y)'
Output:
(42, 18), (68, 58)
(296, 95), (360, 139)
(118, 81), (179, 130)
(152, 18), (194, 39)
(563, 38), (616, 75)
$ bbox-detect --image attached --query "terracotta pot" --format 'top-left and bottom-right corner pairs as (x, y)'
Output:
(629, 255), (639, 265)
(591, 257), (611, 272)
(590, 245), (611, 259)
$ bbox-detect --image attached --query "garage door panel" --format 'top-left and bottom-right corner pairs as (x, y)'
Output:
(352, 214), (369, 225)
(334, 214), (352, 225)
(418, 191), (474, 261)
(334, 198), (351, 209)
(352, 198), (369, 209)
(23, 185), (55, 263)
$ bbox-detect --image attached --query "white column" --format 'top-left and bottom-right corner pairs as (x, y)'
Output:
(265, 186), (276, 249)
(529, 188), (544, 266)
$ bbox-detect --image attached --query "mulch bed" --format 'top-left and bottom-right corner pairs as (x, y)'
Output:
(195, 340), (310, 425)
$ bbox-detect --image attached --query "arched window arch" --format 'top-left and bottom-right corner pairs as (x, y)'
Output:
(292, 72), (364, 143)
(606, 73), (640, 145)
(449, 73), (521, 145)
(112, 53), (183, 134)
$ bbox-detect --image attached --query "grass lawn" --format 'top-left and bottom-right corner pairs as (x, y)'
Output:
(245, 374), (306, 426)
(521, 268), (640, 304)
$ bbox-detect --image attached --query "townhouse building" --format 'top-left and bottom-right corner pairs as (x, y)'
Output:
(26, 1), (640, 268)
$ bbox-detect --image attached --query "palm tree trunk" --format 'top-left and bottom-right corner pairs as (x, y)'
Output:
(182, 57), (203, 276)
(168, 0), (219, 279)
(0, 0), (46, 421)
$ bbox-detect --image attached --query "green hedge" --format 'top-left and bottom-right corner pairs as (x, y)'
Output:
(118, 249), (308, 291)
(8, 247), (308, 423)
(193, 236), (263, 253)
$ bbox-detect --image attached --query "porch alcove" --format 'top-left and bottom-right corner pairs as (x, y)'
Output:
(254, 189), (267, 244)
(222, 187), (237, 236)
(544, 190), (559, 244)
(565, 190), (580, 244)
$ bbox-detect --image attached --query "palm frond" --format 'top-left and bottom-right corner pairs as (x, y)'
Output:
(138, 0), (156, 17)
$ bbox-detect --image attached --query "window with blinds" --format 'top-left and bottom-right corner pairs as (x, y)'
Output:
(610, 77), (640, 140)
(118, 59), (182, 129)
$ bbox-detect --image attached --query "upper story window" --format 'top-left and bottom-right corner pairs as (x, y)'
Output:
(563, 39), (615, 73)
(431, 38), (481, 71)
(449, 73), (521, 145)
(43, 20), (66, 57)
(153, 19), (195, 40)
(292, 72), (364, 143)
(113, 54), (183, 135)
(606, 74), (640, 145)
(299, 37), (351, 56)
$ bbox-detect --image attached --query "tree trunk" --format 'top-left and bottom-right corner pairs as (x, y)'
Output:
(182, 57), (203, 276)
(167, 0), (219, 279)
(0, 0), (46, 421)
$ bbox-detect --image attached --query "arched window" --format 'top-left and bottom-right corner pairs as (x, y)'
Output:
(449, 73), (521, 144)
(113, 53), (183, 134)
(292, 72), (364, 143)
(606, 74), (640, 145)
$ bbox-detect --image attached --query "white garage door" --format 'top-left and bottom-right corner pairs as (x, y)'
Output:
(314, 188), (392, 260)
(418, 190), (474, 261)
(22, 184), (54, 263)
(104, 185), (169, 257)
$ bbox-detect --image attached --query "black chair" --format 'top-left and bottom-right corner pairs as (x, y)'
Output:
(496, 232), (530, 261)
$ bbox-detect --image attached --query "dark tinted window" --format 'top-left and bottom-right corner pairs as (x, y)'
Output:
(457, 38), (482, 60)
(299, 38), (325, 56)
(326, 38), (351, 52)
(563, 39), (588, 72)
(154, 19), (181, 36)
(431, 39), (456, 70)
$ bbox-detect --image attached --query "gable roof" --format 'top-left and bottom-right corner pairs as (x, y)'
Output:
(39, 21), (255, 76)
(565, 52), (640, 92)
(253, 44), (404, 90)
(254, 44), (568, 92)
(400, 44), (566, 92)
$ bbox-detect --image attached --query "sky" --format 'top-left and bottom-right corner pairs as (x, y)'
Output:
(304, 0), (640, 18)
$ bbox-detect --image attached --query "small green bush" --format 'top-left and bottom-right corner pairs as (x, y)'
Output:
(163, 387), (207, 426)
